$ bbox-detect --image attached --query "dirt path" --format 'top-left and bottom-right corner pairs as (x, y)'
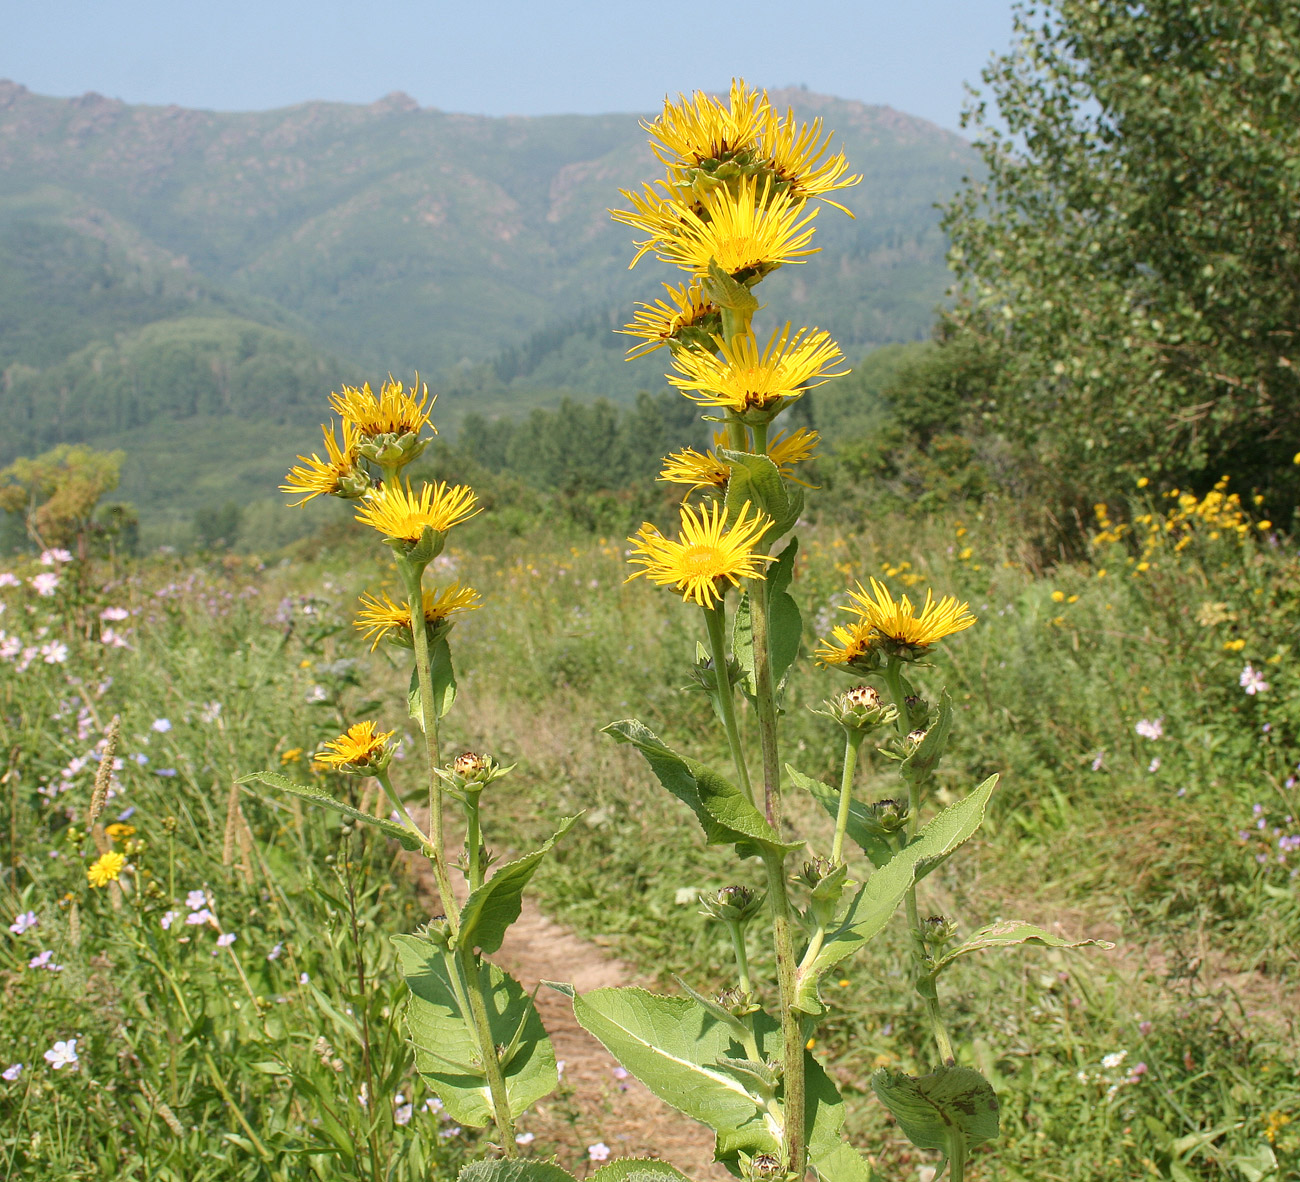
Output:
(405, 842), (732, 1179)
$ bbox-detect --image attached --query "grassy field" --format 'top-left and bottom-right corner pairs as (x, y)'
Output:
(1, 476), (1297, 1180)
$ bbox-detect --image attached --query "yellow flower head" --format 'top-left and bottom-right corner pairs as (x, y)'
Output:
(626, 501), (775, 608)
(645, 79), (768, 169)
(315, 721), (396, 770)
(759, 103), (861, 213)
(281, 420), (364, 506)
(669, 324), (846, 413)
(619, 283), (720, 359)
(354, 584), (482, 650)
(658, 446), (731, 495)
(846, 577), (976, 649)
(88, 850), (127, 888)
(766, 427), (821, 482)
(651, 175), (820, 279)
(329, 377), (436, 439)
(355, 480), (479, 543)
(105, 823), (136, 840)
(814, 620), (880, 669)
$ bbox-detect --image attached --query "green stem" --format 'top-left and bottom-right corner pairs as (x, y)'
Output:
(947, 1131), (968, 1182)
(465, 791), (483, 890)
(703, 603), (753, 803)
(458, 946), (518, 1155)
(763, 853), (806, 1179)
(726, 415), (749, 452)
(375, 768), (431, 851)
(750, 577), (782, 829)
(401, 559), (459, 933)
(831, 729), (866, 865)
(726, 920), (754, 998)
(751, 420), (770, 454)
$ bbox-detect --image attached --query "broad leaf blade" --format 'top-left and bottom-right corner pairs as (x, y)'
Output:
(795, 775), (998, 1011)
(871, 1065), (999, 1152)
(460, 1164), (576, 1182)
(459, 815), (579, 954)
(787, 765), (894, 868)
(394, 934), (556, 1127)
(239, 770), (424, 851)
(810, 1140), (875, 1182)
(932, 920), (1113, 976)
(589, 1162), (692, 1182)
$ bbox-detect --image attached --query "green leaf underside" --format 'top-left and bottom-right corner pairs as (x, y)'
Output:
(589, 1161), (693, 1182)
(394, 934), (556, 1127)
(571, 987), (850, 1165)
(458, 815), (579, 954)
(932, 920), (1114, 975)
(602, 719), (797, 853)
(787, 766), (894, 868)
(871, 1065), (999, 1153)
(239, 770), (424, 851)
(902, 690), (953, 786)
(795, 775), (998, 1011)
(459, 1163), (577, 1182)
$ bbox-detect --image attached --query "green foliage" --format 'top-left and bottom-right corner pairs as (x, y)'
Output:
(943, 0), (1300, 512)
(0, 442), (124, 551)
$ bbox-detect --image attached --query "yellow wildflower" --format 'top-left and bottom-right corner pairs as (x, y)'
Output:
(814, 620), (879, 669)
(329, 376), (436, 439)
(645, 79), (767, 169)
(88, 850), (127, 888)
(355, 480), (479, 542)
(845, 578), (976, 649)
(619, 282), (719, 358)
(766, 427), (820, 481)
(314, 722), (396, 770)
(104, 823), (135, 840)
(759, 101), (860, 212)
(354, 584), (481, 650)
(658, 447), (731, 495)
(281, 420), (364, 506)
(280, 748), (303, 765)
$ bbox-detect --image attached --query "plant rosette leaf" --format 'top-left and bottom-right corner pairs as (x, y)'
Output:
(459, 1163), (578, 1182)
(394, 934), (557, 1127)
(238, 770), (426, 852)
(794, 775), (998, 1013)
(786, 766), (894, 868)
(570, 986), (849, 1169)
(928, 920), (1115, 979)
(732, 539), (802, 700)
(870, 1065), (999, 1154)
(602, 719), (800, 855)
(900, 690), (953, 785)
(458, 815), (579, 953)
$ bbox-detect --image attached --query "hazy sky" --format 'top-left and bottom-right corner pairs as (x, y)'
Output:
(1, 0), (1020, 133)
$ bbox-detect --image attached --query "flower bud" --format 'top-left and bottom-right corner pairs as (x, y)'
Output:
(813, 684), (898, 732)
(906, 729), (928, 750)
(863, 797), (912, 835)
(443, 751), (513, 794)
(904, 694), (931, 729)
(921, 914), (958, 948)
(421, 915), (453, 950)
(688, 651), (745, 695)
(795, 855), (835, 890)
(700, 884), (765, 924)
(744, 1152), (787, 1181)
(358, 431), (429, 470)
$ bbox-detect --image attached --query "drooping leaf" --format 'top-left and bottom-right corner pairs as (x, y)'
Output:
(930, 920), (1114, 977)
(238, 770), (425, 852)
(394, 934), (556, 1127)
(871, 1065), (999, 1153)
(459, 1163), (577, 1182)
(794, 775), (998, 1012)
(786, 765), (894, 868)
(602, 719), (797, 853)
(589, 1161), (692, 1182)
(458, 815), (579, 953)
(901, 690), (953, 785)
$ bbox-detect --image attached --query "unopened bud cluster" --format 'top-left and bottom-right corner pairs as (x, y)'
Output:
(443, 751), (511, 795)
(862, 797), (912, 836)
(814, 684), (898, 732)
(700, 884), (765, 925)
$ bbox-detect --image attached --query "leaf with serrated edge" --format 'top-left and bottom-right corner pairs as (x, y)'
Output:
(459, 815), (578, 953)
(589, 1161), (692, 1182)
(239, 770), (424, 851)
(787, 766), (894, 868)
(871, 1065), (999, 1152)
(794, 776), (998, 1012)
(459, 1163), (577, 1182)
(932, 921), (1113, 976)
(810, 1139), (874, 1182)
(394, 934), (556, 1127)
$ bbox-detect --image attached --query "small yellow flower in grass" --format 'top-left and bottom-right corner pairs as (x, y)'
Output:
(104, 823), (135, 840)
(315, 722), (396, 771)
(354, 584), (481, 650)
(330, 376), (436, 439)
(281, 420), (366, 506)
(669, 323), (846, 415)
(846, 577), (976, 651)
(280, 748), (303, 765)
(814, 620), (880, 670)
(355, 481), (479, 543)
(88, 850), (126, 888)
(619, 282), (720, 358)
(626, 501), (774, 608)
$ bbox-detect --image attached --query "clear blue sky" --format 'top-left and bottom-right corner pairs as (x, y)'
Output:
(0, 0), (1019, 134)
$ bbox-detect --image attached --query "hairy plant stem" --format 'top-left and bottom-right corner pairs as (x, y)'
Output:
(751, 578), (782, 828)
(764, 853), (806, 1178)
(458, 946), (518, 1155)
(751, 420), (770, 454)
(883, 659), (957, 1065)
(400, 559), (459, 934)
(703, 603), (753, 803)
(465, 792), (484, 890)
(726, 414), (749, 451)
(831, 728), (866, 865)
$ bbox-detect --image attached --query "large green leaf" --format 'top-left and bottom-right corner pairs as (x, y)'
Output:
(602, 719), (797, 853)
(589, 1161), (692, 1182)
(394, 934), (556, 1127)
(810, 1140), (875, 1182)
(408, 636), (457, 731)
(238, 770), (425, 852)
(458, 815), (578, 954)
(571, 987), (847, 1169)
(794, 775), (998, 1012)
(732, 540), (802, 701)
(719, 448), (800, 542)
(930, 920), (1113, 978)
(459, 1164), (576, 1182)
(786, 766), (894, 868)
(871, 1065), (999, 1153)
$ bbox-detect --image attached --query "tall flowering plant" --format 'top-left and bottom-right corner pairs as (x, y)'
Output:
(246, 81), (1108, 1182)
